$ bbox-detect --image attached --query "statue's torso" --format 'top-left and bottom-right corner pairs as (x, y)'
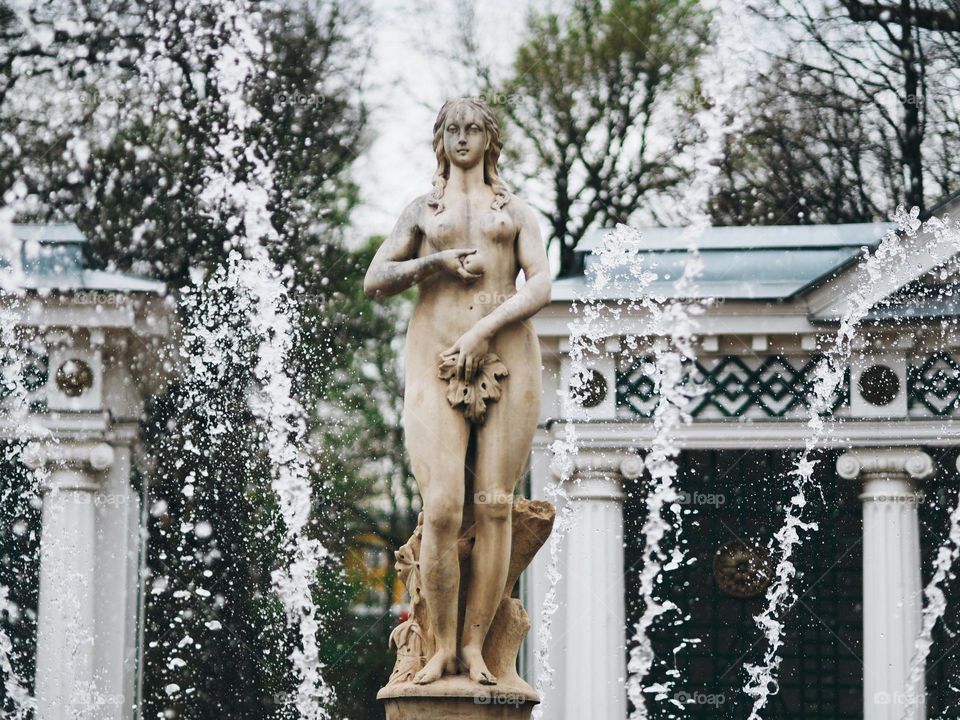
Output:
(407, 191), (523, 349)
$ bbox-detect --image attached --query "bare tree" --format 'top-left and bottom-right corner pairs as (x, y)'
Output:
(710, 61), (896, 225)
(744, 0), (960, 215)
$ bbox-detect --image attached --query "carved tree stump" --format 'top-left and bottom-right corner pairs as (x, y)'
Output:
(380, 498), (555, 701)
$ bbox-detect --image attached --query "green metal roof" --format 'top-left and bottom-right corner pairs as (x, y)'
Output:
(4, 223), (164, 294)
(553, 223), (895, 301)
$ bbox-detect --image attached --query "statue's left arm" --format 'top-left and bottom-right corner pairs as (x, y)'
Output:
(441, 200), (551, 381)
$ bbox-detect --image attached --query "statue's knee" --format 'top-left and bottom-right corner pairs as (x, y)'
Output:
(426, 498), (462, 535)
(473, 491), (513, 524)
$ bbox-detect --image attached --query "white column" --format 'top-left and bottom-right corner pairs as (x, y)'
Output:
(837, 448), (933, 720)
(24, 442), (115, 720)
(93, 442), (144, 718)
(563, 452), (643, 720)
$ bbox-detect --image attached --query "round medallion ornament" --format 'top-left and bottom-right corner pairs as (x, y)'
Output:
(713, 541), (772, 599)
(858, 364), (900, 406)
(571, 368), (608, 409)
(56, 359), (94, 397)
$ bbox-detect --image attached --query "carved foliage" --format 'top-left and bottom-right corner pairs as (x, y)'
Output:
(386, 514), (432, 685)
(437, 352), (508, 424)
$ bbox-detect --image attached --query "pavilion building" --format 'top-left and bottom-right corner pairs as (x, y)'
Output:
(526, 193), (960, 720)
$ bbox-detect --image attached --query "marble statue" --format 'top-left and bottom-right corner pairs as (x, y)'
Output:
(364, 97), (555, 717)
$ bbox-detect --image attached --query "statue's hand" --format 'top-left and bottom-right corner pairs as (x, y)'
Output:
(436, 248), (483, 283)
(441, 327), (491, 383)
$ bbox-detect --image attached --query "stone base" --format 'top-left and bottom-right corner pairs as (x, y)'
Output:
(382, 696), (535, 719)
(379, 676), (539, 720)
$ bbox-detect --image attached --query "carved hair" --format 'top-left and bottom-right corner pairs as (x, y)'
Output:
(428, 97), (510, 214)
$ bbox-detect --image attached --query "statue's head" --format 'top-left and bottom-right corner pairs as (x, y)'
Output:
(428, 97), (509, 214)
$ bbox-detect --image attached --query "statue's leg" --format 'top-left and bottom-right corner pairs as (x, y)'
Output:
(461, 324), (542, 684)
(404, 366), (470, 684)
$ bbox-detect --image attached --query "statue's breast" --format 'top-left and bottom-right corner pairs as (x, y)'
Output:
(421, 213), (462, 251)
(479, 209), (517, 244)
(421, 205), (517, 253)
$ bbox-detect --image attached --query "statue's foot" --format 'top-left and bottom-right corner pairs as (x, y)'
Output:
(412, 649), (458, 685)
(462, 646), (497, 685)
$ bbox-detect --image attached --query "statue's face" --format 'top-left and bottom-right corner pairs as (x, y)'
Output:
(442, 104), (487, 170)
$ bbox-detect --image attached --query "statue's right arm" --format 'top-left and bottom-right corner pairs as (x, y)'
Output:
(363, 197), (430, 298)
(363, 196), (477, 298)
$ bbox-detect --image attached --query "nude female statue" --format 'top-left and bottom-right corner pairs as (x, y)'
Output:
(364, 98), (551, 686)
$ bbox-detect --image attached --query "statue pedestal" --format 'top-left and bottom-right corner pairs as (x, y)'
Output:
(382, 698), (534, 720)
(378, 676), (538, 719)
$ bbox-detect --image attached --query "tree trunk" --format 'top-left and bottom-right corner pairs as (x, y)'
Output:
(900, 0), (925, 211)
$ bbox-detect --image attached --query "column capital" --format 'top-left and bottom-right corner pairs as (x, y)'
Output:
(552, 450), (643, 503)
(836, 448), (934, 482)
(551, 449), (644, 481)
(22, 441), (115, 491)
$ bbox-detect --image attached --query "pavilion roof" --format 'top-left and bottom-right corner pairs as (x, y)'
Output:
(3, 223), (164, 294)
(553, 222), (895, 302)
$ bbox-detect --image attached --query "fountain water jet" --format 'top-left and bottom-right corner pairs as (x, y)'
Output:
(0, 214), (40, 718)
(0, 0), (337, 713)
(622, 0), (761, 714)
(163, 1), (334, 716)
(532, 226), (657, 720)
(896, 215), (960, 720)
(534, 0), (765, 712)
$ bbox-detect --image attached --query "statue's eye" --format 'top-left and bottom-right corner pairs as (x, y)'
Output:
(446, 125), (458, 133)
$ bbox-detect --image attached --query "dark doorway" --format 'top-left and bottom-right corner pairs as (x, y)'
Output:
(624, 449), (862, 719)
